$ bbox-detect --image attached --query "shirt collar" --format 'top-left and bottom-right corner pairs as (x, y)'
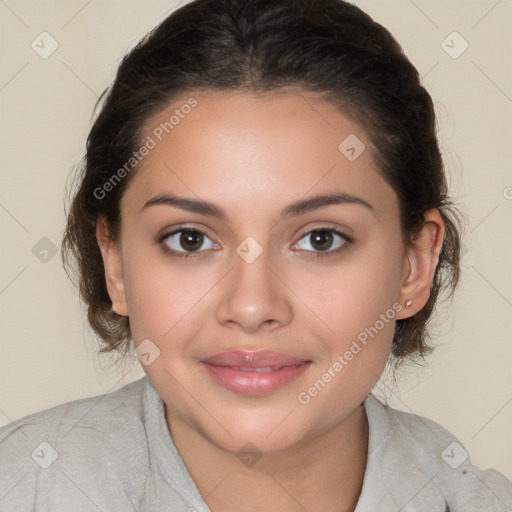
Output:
(142, 377), (446, 511)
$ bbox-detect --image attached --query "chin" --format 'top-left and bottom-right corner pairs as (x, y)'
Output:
(208, 426), (306, 458)
(194, 408), (318, 457)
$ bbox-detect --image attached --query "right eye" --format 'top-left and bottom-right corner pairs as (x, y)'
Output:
(159, 228), (218, 258)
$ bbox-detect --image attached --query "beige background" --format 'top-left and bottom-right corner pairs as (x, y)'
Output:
(1, 0), (511, 481)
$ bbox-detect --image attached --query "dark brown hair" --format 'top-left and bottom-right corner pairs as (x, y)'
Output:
(62, 0), (462, 368)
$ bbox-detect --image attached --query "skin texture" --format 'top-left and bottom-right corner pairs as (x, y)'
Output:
(97, 89), (444, 511)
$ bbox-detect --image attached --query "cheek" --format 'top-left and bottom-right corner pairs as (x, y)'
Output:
(291, 238), (403, 340)
(288, 237), (402, 396)
(294, 261), (398, 422)
(122, 247), (199, 343)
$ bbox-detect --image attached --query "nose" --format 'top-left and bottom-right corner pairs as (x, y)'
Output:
(214, 248), (293, 334)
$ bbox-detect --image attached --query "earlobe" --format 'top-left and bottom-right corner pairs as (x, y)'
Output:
(96, 217), (128, 316)
(396, 208), (445, 319)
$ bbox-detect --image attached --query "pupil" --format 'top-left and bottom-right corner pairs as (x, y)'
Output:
(181, 230), (203, 251)
(312, 230), (332, 251)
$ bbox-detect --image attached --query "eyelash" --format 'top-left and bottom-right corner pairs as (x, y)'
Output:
(157, 226), (352, 260)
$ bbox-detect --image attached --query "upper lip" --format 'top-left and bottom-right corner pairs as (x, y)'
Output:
(201, 350), (310, 369)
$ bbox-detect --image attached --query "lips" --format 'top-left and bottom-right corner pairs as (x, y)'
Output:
(200, 350), (312, 395)
(203, 349), (308, 368)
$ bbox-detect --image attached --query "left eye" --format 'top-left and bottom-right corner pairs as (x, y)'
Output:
(295, 228), (349, 253)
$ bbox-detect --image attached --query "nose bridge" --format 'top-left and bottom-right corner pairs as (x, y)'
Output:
(214, 241), (292, 332)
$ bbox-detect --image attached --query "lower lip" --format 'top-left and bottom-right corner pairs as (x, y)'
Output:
(200, 362), (312, 396)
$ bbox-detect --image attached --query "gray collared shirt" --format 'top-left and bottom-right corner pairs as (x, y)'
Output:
(1, 376), (511, 511)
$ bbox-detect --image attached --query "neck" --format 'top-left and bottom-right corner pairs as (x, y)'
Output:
(166, 403), (369, 512)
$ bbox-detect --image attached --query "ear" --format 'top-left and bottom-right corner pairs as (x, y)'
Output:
(96, 216), (128, 316)
(396, 208), (445, 319)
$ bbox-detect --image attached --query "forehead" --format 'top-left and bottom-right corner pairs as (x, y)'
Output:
(122, 89), (397, 220)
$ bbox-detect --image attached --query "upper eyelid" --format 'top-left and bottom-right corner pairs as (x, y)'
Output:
(300, 226), (350, 238)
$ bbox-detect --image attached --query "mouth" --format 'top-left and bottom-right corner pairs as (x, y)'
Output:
(200, 350), (312, 396)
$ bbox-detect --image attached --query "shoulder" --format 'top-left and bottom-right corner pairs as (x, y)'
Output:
(0, 376), (147, 447)
(364, 394), (512, 511)
(0, 376), (149, 511)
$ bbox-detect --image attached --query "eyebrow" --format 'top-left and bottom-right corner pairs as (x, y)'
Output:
(141, 191), (374, 220)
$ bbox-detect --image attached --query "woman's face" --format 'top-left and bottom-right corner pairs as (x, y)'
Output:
(105, 90), (414, 453)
